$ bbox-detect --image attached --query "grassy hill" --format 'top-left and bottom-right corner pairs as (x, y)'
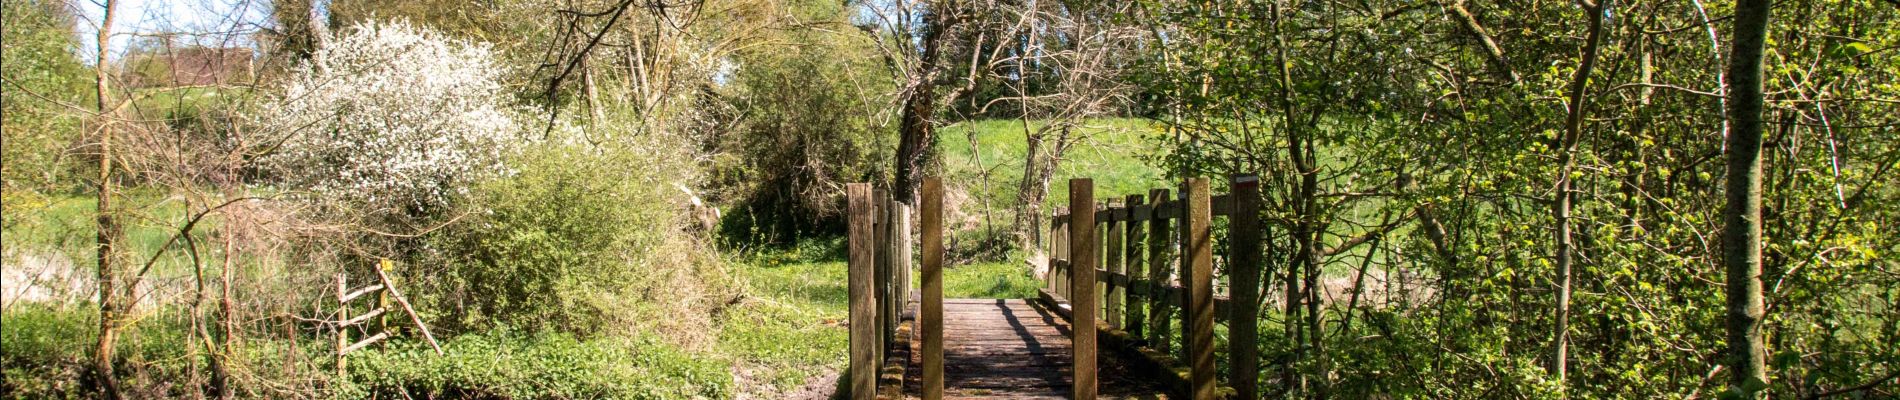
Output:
(937, 118), (1172, 253)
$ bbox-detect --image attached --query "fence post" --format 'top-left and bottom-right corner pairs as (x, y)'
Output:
(1105, 200), (1124, 330)
(1183, 178), (1216, 400)
(846, 184), (877, 400)
(334, 272), (348, 378)
(920, 178), (945, 400)
(1068, 179), (1098, 400)
(1146, 189), (1173, 353)
(873, 189), (892, 360)
(1229, 175), (1263, 399)
(1124, 194), (1146, 339)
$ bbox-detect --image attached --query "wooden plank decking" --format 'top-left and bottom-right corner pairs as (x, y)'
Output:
(901, 299), (1168, 399)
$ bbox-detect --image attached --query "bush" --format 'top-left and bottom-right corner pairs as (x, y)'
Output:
(420, 137), (737, 340)
(344, 332), (730, 399)
(254, 20), (521, 221)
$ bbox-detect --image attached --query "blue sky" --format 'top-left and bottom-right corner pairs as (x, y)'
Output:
(72, 0), (276, 62)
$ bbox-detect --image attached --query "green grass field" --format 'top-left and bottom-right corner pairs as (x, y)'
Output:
(939, 118), (1171, 225)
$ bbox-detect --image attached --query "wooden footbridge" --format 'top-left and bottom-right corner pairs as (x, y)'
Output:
(844, 175), (1265, 400)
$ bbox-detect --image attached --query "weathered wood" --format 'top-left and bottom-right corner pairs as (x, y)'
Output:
(1145, 189), (1174, 354)
(1068, 179), (1098, 400)
(920, 178), (945, 400)
(339, 332), (389, 356)
(1183, 178), (1216, 400)
(1227, 174), (1263, 399)
(1124, 195), (1146, 339)
(375, 260), (442, 355)
(1105, 201), (1124, 330)
(874, 189), (892, 362)
(335, 272), (347, 376)
(338, 308), (386, 327)
(339, 284), (383, 304)
(847, 183), (877, 400)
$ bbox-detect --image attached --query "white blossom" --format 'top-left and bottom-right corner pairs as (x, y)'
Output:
(256, 20), (522, 213)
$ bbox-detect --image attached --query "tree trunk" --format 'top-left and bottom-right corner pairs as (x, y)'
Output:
(1722, 0), (1771, 395)
(1550, 0), (1609, 387)
(893, 7), (959, 206)
(92, 1), (122, 398)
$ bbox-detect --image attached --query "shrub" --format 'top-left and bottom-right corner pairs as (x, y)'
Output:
(254, 20), (521, 220)
(419, 136), (737, 340)
(343, 332), (730, 399)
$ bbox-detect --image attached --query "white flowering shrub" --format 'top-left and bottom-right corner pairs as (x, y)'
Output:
(257, 21), (521, 215)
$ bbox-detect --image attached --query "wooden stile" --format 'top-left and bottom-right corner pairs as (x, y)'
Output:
(846, 184), (877, 400)
(1068, 179), (1098, 400)
(920, 178), (945, 400)
(1228, 175), (1263, 399)
(1183, 178), (1216, 400)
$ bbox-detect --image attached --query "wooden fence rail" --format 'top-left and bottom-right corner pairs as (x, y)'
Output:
(1043, 175), (1262, 400)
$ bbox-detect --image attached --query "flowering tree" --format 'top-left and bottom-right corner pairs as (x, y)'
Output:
(258, 20), (520, 217)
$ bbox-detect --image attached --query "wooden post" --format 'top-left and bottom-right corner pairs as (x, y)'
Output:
(334, 272), (347, 378)
(1124, 194), (1146, 338)
(377, 261), (392, 336)
(1183, 178), (1216, 400)
(1228, 175), (1263, 399)
(1105, 201), (1124, 329)
(1068, 179), (1098, 400)
(1146, 189), (1173, 353)
(1055, 210), (1069, 298)
(874, 189), (891, 361)
(920, 178), (945, 400)
(847, 184), (877, 400)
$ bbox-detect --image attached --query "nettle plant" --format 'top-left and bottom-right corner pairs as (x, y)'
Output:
(258, 20), (522, 217)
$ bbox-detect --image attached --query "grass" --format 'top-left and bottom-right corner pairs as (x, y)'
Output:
(939, 118), (1171, 234)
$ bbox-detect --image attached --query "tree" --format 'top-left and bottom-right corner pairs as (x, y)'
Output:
(90, 0), (123, 397)
(255, 21), (522, 225)
(1720, 0), (1771, 395)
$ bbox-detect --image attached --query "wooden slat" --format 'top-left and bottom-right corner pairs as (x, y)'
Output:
(338, 284), (383, 304)
(1145, 189), (1174, 354)
(846, 183), (876, 400)
(1067, 179), (1097, 400)
(338, 307), (386, 327)
(874, 188), (891, 365)
(1183, 178), (1217, 400)
(338, 332), (388, 356)
(1123, 194), (1146, 338)
(1104, 202), (1124, 331)
(1227, 174), (1263, 399)
(920, 178), (945, 400)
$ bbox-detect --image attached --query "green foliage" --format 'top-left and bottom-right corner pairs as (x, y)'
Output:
(422, 140), (714, 335)
(344, 332), (729, 399)
(1, 305), (91, 398)
(713, 2), (895, 245)
(0, 0), (89, 223)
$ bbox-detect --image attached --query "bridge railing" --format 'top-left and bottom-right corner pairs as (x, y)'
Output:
(843, 183), (926, 400)
(1044, 175), (1263, 400)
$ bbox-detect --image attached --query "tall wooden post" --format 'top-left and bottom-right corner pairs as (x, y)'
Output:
(1124, 194), (1146, 338)
(874, 189), (892, 360)
(920, 178), (945, 400)
(334, 272), (348, 378)
(1146, 189), (1174, 353)
(1228, 175), (1263, 399)
(1105, 201), (1124, 329)
(846, 184), (877, 400)
(1068, 179), (1098, 400)
(1183, 178), (1216, 400)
